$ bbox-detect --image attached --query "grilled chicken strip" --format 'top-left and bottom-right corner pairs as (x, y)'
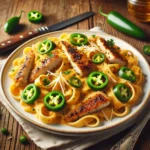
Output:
(14, 50), (35, 87)
(96, 37), (127, 65)
(61, 41), (96, 77)
(64, 91), (110, 122)
(29, 54), (62, 82)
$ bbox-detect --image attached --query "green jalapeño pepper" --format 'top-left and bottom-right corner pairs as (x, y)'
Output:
(87, 71), (108, 90)
(21, 84), (40, 104)
(28, 10), (43, 23)
(118, 66), (136, 82)
(143, 46), (150, 56)
(92, 53), (105, 64)
(68, 76), (82, 88)
(113, 83), (132, 103)
(44, 91), (66, 111)
(38, 40), (56, 54)
(4, 11), (24, 34)
(70, 33), (88, 46)
(99, 7), (146, 39)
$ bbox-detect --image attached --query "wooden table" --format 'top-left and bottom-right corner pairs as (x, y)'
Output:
(0, 0), (150, 150)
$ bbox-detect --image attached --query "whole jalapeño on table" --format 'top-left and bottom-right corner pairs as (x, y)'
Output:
(99, 7), (146, 39)
(4, 11), (24, 34)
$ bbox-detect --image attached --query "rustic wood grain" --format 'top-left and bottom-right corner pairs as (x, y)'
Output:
(0, 0), (150, 150)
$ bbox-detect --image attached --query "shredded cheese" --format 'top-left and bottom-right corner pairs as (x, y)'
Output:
(101, 110), (112, 123)
(47, 71), (69, 95)
(77, 42), (101, 53)
(110, 108), (113, 121)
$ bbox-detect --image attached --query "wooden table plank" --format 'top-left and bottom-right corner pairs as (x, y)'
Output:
(0, 0), (150, 150)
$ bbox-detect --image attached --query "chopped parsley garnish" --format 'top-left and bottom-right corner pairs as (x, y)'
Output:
(11, 69), (15, 72)
(42, 78), (50, 86)
(47, 52), (54, 58)
(63, 70), (71, 75)
(92, 34), (96, 38)
(37, 56), (40, 60)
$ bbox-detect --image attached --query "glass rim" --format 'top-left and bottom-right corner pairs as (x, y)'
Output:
(128, 0), (150, 5)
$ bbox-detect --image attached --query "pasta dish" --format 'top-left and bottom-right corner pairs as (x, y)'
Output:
(8, 33), (144, 127)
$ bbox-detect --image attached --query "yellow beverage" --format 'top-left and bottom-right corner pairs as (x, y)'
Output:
(128, 0), (150, 22)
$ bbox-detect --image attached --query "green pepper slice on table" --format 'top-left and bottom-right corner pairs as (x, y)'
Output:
(87, 71), (108, 90)
(143, 46), (150, 56)
(113, 83), (132, 103)
(118, 66), (136, 82)
(70, 33), (88, 46)
(38, 40), (56, 54)
(68, 76), (82, 88)
(44, 91), (66, 111)
(21, 84), (40, 104)
(28, 10), (43, 23)
(92, 53), (105, 64)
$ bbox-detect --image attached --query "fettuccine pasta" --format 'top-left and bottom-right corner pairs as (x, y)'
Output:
(8, 33), (144, 128)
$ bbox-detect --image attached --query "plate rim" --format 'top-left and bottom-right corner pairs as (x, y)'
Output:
(1, 29), (150, 135)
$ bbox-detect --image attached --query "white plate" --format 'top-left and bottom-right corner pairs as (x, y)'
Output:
(1, 30), (150, 136)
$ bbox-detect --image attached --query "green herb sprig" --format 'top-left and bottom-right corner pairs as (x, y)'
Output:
(106, 39), (115, 47)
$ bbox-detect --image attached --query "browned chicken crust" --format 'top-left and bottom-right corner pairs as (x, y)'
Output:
(64, 91), (110, 122)
(61, 41), (96, 77)
(29, 54), (62, 82)
(14, 50), (35, 87)
(96, 37), (127, 65)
